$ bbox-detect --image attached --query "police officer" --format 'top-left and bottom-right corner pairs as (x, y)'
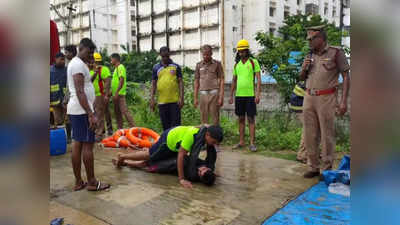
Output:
(300, 25), (350, 178)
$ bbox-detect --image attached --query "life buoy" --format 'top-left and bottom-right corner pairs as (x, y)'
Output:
(102, 141), (119, 148)
(101, 136), (114, 144)
(112, 129), (131, 148)
(127, 127), (160, 148)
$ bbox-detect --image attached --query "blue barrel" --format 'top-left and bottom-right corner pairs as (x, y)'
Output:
(50, 127), (67, 156)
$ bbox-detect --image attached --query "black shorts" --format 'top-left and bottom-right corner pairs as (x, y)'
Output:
(235, 97), (257, 117)
(69, 114), (95, 143)
(148, 128), (177, 163)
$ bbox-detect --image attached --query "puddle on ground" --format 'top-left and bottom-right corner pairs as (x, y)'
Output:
(160, 199), (240, 225)
(96, 182), (165, 208)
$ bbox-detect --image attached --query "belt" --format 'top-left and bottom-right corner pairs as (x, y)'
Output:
(200, 89), (219, 95)
(306, 87), (337, 96)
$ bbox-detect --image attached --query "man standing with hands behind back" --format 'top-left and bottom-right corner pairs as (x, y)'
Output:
(300, 25), (350, 178)
(150, 47), (184, 131)
(194, 45), (225, 125)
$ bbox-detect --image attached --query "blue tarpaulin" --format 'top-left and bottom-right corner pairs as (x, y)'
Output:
(262, 182), (350, 225)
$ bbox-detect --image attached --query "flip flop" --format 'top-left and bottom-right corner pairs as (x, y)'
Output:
(249, 145), (257, 152)
(74, 181), (87, 191)
(87, 181), (110, 191)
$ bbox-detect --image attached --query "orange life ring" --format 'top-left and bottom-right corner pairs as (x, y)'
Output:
(102, 141), (119, 148)
(101, 136), (114, 144)
(113, 129), (131, 148)
(127, 127), (160, 148)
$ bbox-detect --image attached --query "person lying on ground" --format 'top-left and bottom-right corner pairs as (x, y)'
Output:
(113, 150), (217, 186)
(112, 125), (223, 188)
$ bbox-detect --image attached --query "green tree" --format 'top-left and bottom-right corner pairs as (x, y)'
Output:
(98, 48), (159, 83)
(255, 14), (349, 106)
(120, 50), (159, 83)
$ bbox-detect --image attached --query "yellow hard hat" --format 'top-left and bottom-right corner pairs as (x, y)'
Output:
(93, 52), (102, 62)
(236, 39), (249, 51)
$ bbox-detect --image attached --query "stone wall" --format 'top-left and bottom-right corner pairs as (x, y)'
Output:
(221, 83), (282, 112)
(221, 83), (351, 114)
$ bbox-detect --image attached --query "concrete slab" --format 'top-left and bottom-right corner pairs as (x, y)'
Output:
(50, 146), (317, 225)
(49, 201), (110, 225)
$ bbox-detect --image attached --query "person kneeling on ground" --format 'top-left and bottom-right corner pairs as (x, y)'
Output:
(114, 150), (217, 186)
(112, 125), (223, 188)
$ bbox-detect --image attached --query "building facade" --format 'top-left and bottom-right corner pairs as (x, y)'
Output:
(134, 0), (342, 81)
(50, 0), (137, 53)
(50, 0), (345, 79)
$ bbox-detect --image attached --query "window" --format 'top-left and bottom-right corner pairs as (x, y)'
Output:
(131, 15), (135, 21)
(269, 23), (276, 36)
(131, 30), (136, 36)
(305, 3), (319, 15)
(324, 7), (328, 15)
(269, 27), (276, 35)
(269, 7), (276, 17)
(284, 11), (290, 18)
(284, 7), (290, 19)
(297, 0), (301, 5)
(333, 7), (336, 16)
(297, 9), (302, 15)
(130, 0), (135, 6)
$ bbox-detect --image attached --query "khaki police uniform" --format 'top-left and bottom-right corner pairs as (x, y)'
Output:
(303, 26), (350, 172)
(296, 113), (307, 162)
(195, 59), (224, 125)
(296, 113), (322, 163)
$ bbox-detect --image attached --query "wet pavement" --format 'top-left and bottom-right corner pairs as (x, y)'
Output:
(50, 145), (317, 225)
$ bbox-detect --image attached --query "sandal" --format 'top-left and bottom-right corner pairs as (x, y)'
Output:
(74, 181), (87, 191)
(87, 181), (110, 191)
(249, 145), (257, 152)
(232, 143), (245, 149)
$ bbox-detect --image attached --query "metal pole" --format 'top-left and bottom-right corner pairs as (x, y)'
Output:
(89, 10), (92, 40)
(166, 0), (169, 48)
(340, 0), (344, 30)
(151, 0), (154, 50)
(136, 0), (140, 52)
(340, 0), (344, 46)
(221, 0), (225, 72)
(66, 1), (76, 46)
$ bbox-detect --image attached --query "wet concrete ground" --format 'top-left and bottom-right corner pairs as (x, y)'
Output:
(50, 145), (317, 225)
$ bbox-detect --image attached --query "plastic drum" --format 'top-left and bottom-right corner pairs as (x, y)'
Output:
(50, 126), (67, 156)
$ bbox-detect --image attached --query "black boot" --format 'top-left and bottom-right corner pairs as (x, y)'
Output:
(303, 171), (320, 178)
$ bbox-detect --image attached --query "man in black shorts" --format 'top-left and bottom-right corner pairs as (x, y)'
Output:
(229, 39), (261, 152)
